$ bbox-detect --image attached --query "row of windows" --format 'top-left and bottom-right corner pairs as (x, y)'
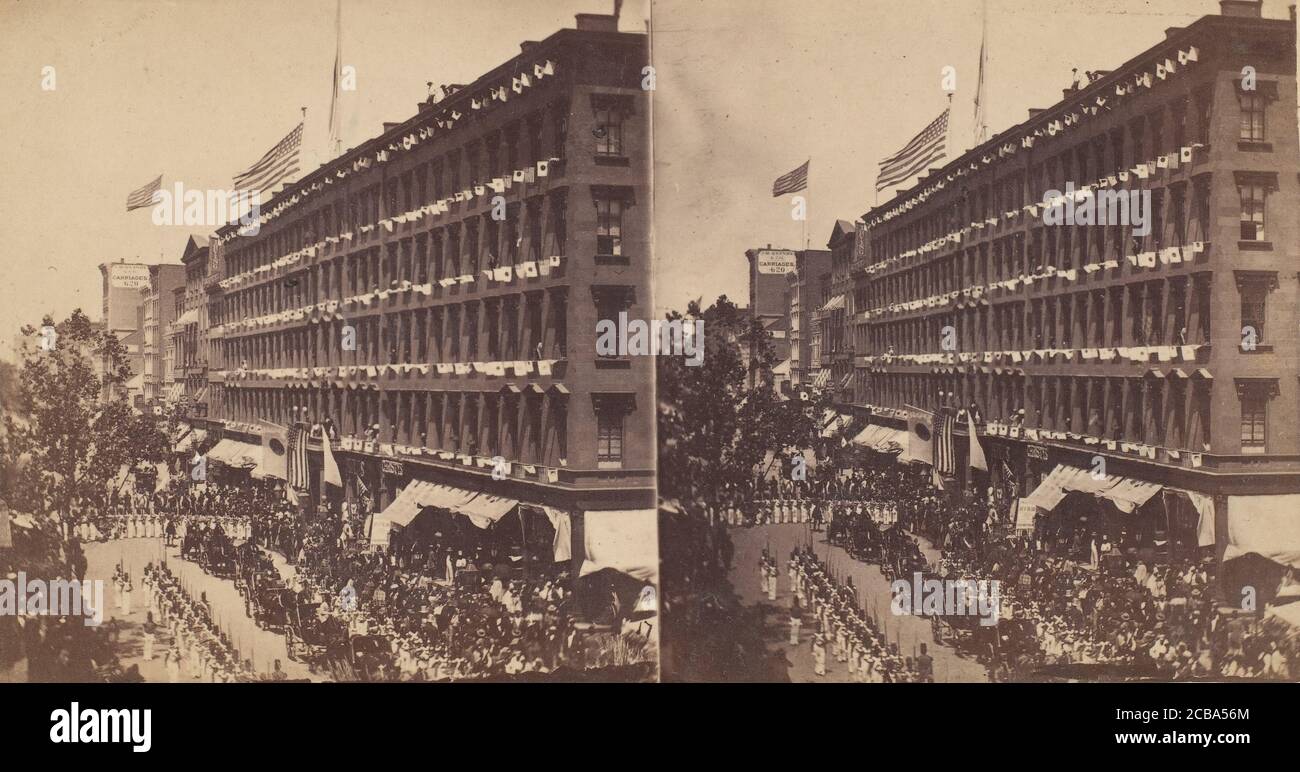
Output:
(224, 290), (569, 370)
(216, 387), (633, 467)
(867, 83), (1277, 266)
(860, 372), (1238, 453)
(861, 275), (1218, 356)
(224, 97), (634, 280)
(863, 175), (1216, 310)
(224, 191), (571, 320)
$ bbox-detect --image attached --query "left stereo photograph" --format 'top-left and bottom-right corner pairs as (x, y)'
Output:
(0, 0), (659, 684)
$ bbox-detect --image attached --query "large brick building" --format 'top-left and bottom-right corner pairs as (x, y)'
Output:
(200, 14), (653, 568)
(848, 1), (1299, 577)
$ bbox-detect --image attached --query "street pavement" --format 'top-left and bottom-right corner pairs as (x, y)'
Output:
(83, 537), (317, 681)
(728, 522), (989, 682)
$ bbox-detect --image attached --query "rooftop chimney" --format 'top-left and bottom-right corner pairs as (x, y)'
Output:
(520, 40), (539, 55)
(1219, 0), (1263, 17)
(1028, 108), (1046, 119)
(575, 13), (618, 32)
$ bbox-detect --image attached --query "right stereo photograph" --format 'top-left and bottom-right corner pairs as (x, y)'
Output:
(652, 0), (1300, 684)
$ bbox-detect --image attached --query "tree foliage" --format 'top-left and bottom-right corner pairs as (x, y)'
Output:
(656, 295), (831, 511)
(2, 309), (168, 524)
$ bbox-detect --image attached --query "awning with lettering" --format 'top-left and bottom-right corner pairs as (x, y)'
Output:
(580, 508), (658, 583)
(1224, 494), (1300, 568)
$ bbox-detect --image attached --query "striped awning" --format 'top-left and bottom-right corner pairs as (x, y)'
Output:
(164, 382), (185, 404)
(1022, 464), (1163, 515)
(812, 369), (831, 389)
(820, 294), (845, 312)
(370, 481), (520, 546)
(851, 423), (906, 450)
(206, 438), (260, 468)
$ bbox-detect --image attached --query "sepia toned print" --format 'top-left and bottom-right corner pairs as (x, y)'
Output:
(0, 0), (658, 684)
(655, 0), (1300, 683)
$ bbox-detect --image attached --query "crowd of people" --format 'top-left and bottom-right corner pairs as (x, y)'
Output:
(738, 446), (1300, 682)
(781, 547), (927, 682)
(237, 500), (656, 681)
(141, 560), (282, 682)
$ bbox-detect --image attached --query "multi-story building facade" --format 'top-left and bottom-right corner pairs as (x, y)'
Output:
(169, 235), (210, 417)
(744, 246), (796, 388)
(141, 263), (186, 412)
(823, 221), (856, 396)
(784, 248), (831, 388)
(206, 14), (653, 566)
(851, 1), (1298, 581)
(98, 260), (150, 401)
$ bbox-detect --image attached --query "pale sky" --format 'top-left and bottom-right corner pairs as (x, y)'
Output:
(650, 0), (1297, 315)
(0, 0), (648, 357)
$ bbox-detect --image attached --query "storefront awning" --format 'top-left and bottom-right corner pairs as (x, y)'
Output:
(812, 369), (831, 389)
(459, 493), (519, 529)
(580, 509), (658, 583)
(772, 358), (791, 376)
(1022, 464), (1163, 515)
(820, 294), (845, 312)
(174, 308), (199, 327)
(369, 482), (521, 546)
(851, 423), (906, 450)
(1224, 494), (1300, 568)
(206, 438), (260, 468)
(164, 382), (185, 404)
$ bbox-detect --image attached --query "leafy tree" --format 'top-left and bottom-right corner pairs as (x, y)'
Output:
(657, 295), (830, 512)
(2, 309), (169, 528)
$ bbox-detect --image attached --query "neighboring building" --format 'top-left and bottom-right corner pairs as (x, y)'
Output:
(824, 221), (856, 396)
(207, 13), (654, 567)
(744, 246), (797, 387)
(785, 248), (831, 387)
(98, 260), (150, 400)
(141, 263), (186, 412)
(852, 1), (1299, 583)
(167, 235), (210, 417)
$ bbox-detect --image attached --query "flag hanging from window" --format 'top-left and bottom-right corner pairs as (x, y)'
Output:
(876, 108), (949, 192)
(126, 174), (162, 211)
(233, 122), (303, 195)
(935, 411), (956, 476)
(287, 422), (309, 491)
(771, 159), (809, 197)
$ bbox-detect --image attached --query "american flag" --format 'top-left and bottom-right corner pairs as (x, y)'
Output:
(771, 159), (809, 197)
(876, 108), (949, 192)
(934, 411), (956, 476)
(233, 122), (303, 195)
(287, 422), (309, 491)
(125, 174), (162, 211)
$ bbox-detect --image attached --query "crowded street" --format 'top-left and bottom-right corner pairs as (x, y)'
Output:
(727, 521), (989, 682)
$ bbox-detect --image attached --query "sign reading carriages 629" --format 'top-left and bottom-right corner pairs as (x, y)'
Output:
(755, 249), (797, 274)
